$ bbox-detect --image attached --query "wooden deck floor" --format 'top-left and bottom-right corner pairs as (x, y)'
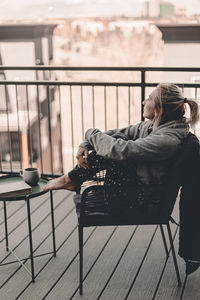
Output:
(0, 190), (199, 300)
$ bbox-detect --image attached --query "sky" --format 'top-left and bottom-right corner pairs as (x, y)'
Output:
(0, 0), (200, 20)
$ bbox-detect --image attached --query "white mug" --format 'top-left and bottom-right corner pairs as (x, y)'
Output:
(19, 168), (40, 186)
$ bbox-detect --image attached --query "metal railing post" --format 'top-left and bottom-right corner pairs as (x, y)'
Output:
(141, 70), (145, 122)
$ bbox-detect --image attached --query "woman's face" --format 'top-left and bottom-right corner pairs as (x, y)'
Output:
(143, 90), (156, 120)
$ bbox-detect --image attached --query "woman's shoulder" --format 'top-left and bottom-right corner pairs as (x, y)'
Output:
(138, 120), (152, 134)
(129, 120), (152, 130)
(154, 120), (189, 138)
(128, 120), (152, 138)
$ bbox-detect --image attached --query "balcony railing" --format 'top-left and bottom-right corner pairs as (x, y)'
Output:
(0, 66), (200, 177)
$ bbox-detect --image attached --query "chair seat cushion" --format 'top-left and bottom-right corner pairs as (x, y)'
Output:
(73, 191), (169, 227)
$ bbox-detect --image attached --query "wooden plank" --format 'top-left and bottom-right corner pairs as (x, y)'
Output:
(0, 190), (74, 297)
(153, 199), (199, 300)
(0, 192), (56, 262)
(71, 225), (156, 300)
(126, 224), (176, 300)
(0, 193), (50, 248)
(0, 198), (50, 276)
(46, 225), (132, 300)
(17, 226), (115, 299)
(124, 202), (179, 300)
(1, 192), (199, 300)
(0, 201), (24, 223)
(154, 230), (186, 300)
(0, 201), (12, 212)
(182, 268), (200, 300)
(0, 195), (56, 292)
(14, 221), (93, 300)
(0, 194), (63, 286)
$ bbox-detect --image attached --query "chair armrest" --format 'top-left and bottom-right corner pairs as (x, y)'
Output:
(73, 185), (110, 219)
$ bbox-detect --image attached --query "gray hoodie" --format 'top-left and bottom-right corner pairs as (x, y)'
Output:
(80, 120), (189, 184)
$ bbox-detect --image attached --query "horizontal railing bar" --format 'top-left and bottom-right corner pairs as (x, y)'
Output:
(1, 66), (200, 72)
(0, 81), (143, 86)
(0, 81), (200, 88)
(0, 171), (62, 178)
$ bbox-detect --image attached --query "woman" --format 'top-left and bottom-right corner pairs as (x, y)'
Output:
(44, 83), (199, 206)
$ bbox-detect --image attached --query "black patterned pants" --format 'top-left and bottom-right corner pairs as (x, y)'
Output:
(68, 151), (137, 207)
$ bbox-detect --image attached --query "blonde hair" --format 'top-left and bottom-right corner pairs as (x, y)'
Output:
(152, 83), (199, 128)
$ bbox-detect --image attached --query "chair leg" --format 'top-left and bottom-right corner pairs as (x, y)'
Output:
(50, 191), (56, 257)
(3, 202), (9, 251)
(78, 224), (83, 295)
(160, 225), (169, 258)
(166, 222), (181, 286)
(26, 197), (35, 282)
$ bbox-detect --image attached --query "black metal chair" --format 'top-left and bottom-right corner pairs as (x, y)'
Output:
(73, 132), (198, 295)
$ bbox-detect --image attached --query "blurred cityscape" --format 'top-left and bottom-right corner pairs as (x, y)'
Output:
(1, 0), (200, 69)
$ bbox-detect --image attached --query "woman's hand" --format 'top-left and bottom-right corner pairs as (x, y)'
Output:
(76, 146), (89, 169)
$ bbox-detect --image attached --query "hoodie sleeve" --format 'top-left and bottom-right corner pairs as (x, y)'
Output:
(85, 128), (182, 162)
(79, 123), (143, 149)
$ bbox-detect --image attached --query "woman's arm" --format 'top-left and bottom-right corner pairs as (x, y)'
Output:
(79, 122), (143, 149)
(85, 128), (183, 162)
(77, 122), (144, 167)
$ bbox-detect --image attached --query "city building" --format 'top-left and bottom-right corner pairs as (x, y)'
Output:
(160, 2), (175, 18)
(142, 0), (175, 18)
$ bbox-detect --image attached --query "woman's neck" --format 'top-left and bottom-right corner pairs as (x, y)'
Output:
(152, 119), (159, 130)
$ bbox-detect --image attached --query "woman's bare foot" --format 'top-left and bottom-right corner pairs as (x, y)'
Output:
(43, 175), (77, 192)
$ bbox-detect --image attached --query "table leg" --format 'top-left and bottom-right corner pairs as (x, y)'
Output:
(26, 197), (35, 282)
(50, 191), (56, 257)
(3, 201), (9, 251)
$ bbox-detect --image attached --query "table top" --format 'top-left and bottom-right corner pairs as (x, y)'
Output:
(0, 174), (49, 201)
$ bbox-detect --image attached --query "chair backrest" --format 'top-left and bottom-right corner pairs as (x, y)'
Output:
(178, 133), (200, 260)
(158, 132), (199, 218)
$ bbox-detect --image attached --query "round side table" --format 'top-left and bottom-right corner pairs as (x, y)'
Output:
(0, 174), (56, 282)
